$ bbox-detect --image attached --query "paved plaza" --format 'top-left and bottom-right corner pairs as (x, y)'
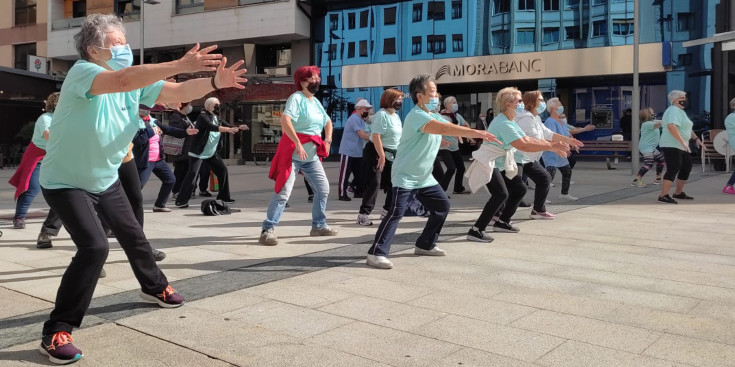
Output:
(0, 160), (734, 366)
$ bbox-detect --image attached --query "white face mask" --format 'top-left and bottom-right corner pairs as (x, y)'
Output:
(185, 105), (193, 114)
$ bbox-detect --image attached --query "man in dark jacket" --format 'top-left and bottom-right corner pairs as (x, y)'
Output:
(175, 97), (248, 208)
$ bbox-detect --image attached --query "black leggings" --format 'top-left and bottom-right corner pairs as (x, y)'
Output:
(546, 165), (573, 195)
(662, 147), (692, 181)
(523, 161), (551, 212)
(473, 167), (527, 231)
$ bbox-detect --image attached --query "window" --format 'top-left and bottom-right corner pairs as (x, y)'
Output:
(516, 28), (535, 45)
(518, 0), (535, 10)
(115, 0), (139, 19)
(593, 0), (606, 4)
(492, 30), (509, 48)
(359, 40), (368, 57)
(565, 26), (580, 40)
(348, 42), (355, 58)
(327, 75), (336, 87)
(14, 43), (36, 70)
(452, 34), (463, 52)
(329, 14), (339, 31)
(328, 44), (337, 60)
(360, 10), (369, 28)
(383, 38), (396, 54)
(544, 0), (559, 11)
(384, 7), (396, 25)
(678, 12), (694, 31)
(412, 3), (422, 22)
(427, 35), (447, 54)
(428, 1), (445, 20)
(543, 27), (560, 43)
(493, 0), (510, 14)
(677, 53), (692, 66)
(451, 1), (462, 19)
(565, 0), (578, 6)
(592, 20), (607, 37)
(412, 36), (422, 55)
(72, 0), (86, 18)
(14, 0), (37, 26)
(348, 13), (356, 29)
(613, 20), (634, 35)
(176, 0), (204, 15)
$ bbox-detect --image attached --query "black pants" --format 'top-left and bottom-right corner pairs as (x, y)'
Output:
(523, 161), (551, 212)
(338, 155), (362, 197)
(41, 181), (168, 336)
(177, 155), (230, 205)
(546, 165), (573, 195)
(433, 150), (455, 192)
(40, 208), (63, 236)
(102, 160), (144, 229)
(473, 167), (527, 231)
(173, 159), (209, 195)
(662, 147), (692, 181)
(359, 159), (393, 215)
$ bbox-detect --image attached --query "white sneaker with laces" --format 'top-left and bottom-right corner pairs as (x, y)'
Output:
(366, 254), (393, 269)
(356, 214), (373, 226)
(559, 194), (578, 201)
(414, 246), (447, 256)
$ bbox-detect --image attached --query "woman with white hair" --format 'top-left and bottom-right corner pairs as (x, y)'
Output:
(439, 96), (470, 194)
(175, 97), (247, 208)
(658, 90), (703, 203)
(542, 98), (578, 201)
(36, 14), (246, 364)
(723, 98), (735, 194)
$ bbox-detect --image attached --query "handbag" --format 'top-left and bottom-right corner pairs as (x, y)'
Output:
(162, 134), (185, 156)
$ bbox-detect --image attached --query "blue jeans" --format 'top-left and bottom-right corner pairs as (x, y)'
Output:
(14, 162), (42, 219)
(139, 160), (176, 208)
(263, 160), (330, 230)
(367, 184), (450, 257)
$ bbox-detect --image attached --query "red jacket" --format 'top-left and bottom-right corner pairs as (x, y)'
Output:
(9, 142), (46, 200)
(269, 133), (328, 193)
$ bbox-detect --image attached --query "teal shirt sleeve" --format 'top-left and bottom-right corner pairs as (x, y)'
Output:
(139, 80), (165, 108)
(371, 111), (390, 136)
(662, 107), (682, 127)
(283, 92), (302, 121)
(65, 61), (106, 99)
(495, 122), (525, 147)
(411, 109), (434, 132)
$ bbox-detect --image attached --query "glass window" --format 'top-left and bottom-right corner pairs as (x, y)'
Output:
(565, 26), (580, 40)
(543, 28), (559, 43)
(359, 40), (368, 57)
(412, 36), (422, 55)
(14, 43), (36, 70)
(516, 29), (535, 45)
(360, 10), (369, 28)
(15, 0), (37, 26)
(493, 0), (510, 14)
(72, 0), (86, 18)
(347, 42), (355, 58)
(176, 0), (204, 15)
(677, 12), (694, 31)
(383, 38), (396, 55)
(348, 13), (356, 29)
(330, 14), (339, 31)
(543, 0), (559, 11)
(428, 1), (445, 20)
(612, 20), (634, 35)
(328, 44), (337, 60)
(384, 7), (396, 25)
(451, 1), (462, 19)
(593, 0), (606, 5)
(452, 34), (463, 52)
(115, 0), (139, 19)
(413, 3), (422, 22)
(433, 35), (446, 54)
(592, 20), (607, 37)
(677, 53), (692, 66)
(518, 0), (535, 10)
(565, 0), (579, 7)
(492, 30), (509, 48)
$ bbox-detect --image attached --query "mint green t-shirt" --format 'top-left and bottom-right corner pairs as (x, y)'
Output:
(391, 106), (442, 189)
(40, 60), (165, 193)
(483, 113), (526, 168)
(31, 112), (53, 150)
(659, 106), (692, 151)
(440, 113), (466, 152)
(283, 91), (328, 162)
(189, 115), (221, 160)
(725, 112), (735, 151)
(370, 109), (403, 161)
(638, 120), (661, 154)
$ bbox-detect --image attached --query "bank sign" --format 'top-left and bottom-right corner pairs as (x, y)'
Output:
(434, 58), (543, 81)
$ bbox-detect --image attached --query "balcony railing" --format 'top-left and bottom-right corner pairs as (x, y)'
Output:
(50, 17), (86, 30)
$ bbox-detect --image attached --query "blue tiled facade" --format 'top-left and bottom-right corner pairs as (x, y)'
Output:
(315, 0), (717, 136)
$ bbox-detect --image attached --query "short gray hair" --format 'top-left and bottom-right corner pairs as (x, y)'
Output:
(204, 97), (220, 111)
(443, 96), (456, 108)
(547, 97), (562, 113)
(668, 90), (686, 103)
(729, 98), (735, 110)
(74, 14), (125, 61)
(408, 74), (434, 104)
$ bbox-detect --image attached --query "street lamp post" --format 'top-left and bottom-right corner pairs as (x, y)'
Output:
(632, 0), (640, 174)
(140, 0), (160, 65)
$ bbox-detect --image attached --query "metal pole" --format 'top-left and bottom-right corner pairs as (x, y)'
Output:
(140, 1), (145, 65)
(631, 0), (640, 174)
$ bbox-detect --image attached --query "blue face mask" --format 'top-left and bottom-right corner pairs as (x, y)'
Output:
(451, 104), (459, 113)
(516, 102), (526, 114)
(101, 44), (133, 71)
(537, 101), (546, 114)
(425, 97), (440, 112)
(556, 106), (564, 115)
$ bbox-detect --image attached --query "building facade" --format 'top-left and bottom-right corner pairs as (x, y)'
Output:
(314, 0), (718, 142)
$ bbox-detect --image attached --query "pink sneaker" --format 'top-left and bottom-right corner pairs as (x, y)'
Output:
(723, 186), (735, 195)
(530, 210), (556, 220)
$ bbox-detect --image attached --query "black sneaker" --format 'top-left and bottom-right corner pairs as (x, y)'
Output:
(658, 195), (678, 204)
(221, 199), (236, 204)
(518, 200), (532, 208)
(37, 233), (54, 249)
(105, 228), (115, 238)
(467, 227), (494, 243)
(307, 195), (314, 203)
(175, 202), (189, 209)
(672, 192), (694, 200)
(152, 249), (166, 262)
(39, 331), (83, 364)
(199, 191), (213, 197)
(139, 285), (184, 308)
(493, 220), (520, 233)
(338, 195), (352, 201)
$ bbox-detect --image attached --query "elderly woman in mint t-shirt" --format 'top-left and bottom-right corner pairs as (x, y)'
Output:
(36, 14), (247, 364)
(657, 90), (704, 204)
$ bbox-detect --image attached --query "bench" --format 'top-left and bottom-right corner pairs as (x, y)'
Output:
(252, 143), (278, 166)
(577, 140), (632, 170)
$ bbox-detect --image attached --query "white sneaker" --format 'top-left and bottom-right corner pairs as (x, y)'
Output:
(545, 199), (551, 204)
(366, 254), (393, 269)
(559, 194), (578, 201)
(259, 228), (278, 246)
(380, 209), (389, 219)
(356, 214), (373, 226)
(414, 246), (447, 256)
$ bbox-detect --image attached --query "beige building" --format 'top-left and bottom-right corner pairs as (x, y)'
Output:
(0, 0), (48, 71)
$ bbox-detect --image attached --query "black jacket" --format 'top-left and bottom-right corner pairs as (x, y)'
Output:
(132, 118), (189, 170)
(168, 111), (195, 162)
(189, 111), (232, 157)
